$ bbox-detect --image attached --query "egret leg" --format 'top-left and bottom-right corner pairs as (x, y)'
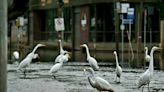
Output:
(142, 86), (144, 92)
(148, 83), (150, 92)
(23, 68), (26, 78)
(115, 75), (117, 82)
(52, 74), (56, 79)
(119, 77), (121, 83)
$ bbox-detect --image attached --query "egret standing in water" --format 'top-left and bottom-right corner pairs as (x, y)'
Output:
(18, 43), (45, 77)
(113, 51), (122, 83)
(137, 46), (160, 92)
(49, 52), (70, 78)
(83, 67), (115, 92)
(80, 44), (99, 71)
(145, 47), (151, 62)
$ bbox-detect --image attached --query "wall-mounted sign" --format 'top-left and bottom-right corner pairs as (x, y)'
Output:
(121, 3), (129, 13)
(120, 24), (125, 31)
(127, 8), (134, 15)
(122, 19), (133, 24)
(19, 17), (24, 26)
(81, 14), (87, 31)
(54, 18), (65, 31)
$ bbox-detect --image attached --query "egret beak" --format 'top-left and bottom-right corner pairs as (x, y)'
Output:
(67, 51), (71, 54)
(157, 48), (162, 51)
(80, 45), (84, 48)
(41, 44), (46, 47)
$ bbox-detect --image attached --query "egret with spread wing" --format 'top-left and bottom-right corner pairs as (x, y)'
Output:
(18, 43), (45, 77)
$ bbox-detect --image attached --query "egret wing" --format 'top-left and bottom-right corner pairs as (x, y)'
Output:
(49, 63), (63, 73)
(87, 57), (99, 70)
(95, 77), (114, 91)
(138, 70), (151, 88)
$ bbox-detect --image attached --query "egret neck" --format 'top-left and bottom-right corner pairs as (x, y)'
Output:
(148, 47), (156, 73)
(114, 52), (119, 67)
(84, 45), (91, 60)
(145, 47), (148, 56)
(32, 44), (45, 53)
(88, 77), (96, 87)
(59, 40), (64, 54)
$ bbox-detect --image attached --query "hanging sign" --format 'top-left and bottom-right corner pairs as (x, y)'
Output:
(81, 14), (87, 31)
(54, 18), (65, 31)
(127, 8), (134, 20)
(121, 3), (129, 13)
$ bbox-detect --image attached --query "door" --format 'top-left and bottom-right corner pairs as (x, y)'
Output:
(80, 6), (90, 44)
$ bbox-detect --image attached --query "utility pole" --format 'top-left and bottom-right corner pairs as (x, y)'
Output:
(115, 2), (120, 60)
(137, 1), (143, 68)
(0, 0), (7, 92)
(57, 0), (64, 40)
(160, 20), (164, 70)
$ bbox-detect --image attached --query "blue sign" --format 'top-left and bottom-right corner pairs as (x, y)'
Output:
(127, 14), (134, 20)
(122, 19), (133, 24)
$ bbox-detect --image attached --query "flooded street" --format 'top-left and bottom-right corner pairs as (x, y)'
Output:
(7, 62), (164, 92)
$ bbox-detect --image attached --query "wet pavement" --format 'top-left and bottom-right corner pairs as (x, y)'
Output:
(7, 62), (164, 92)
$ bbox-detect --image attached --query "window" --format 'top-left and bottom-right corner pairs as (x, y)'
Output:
(63, 8), (72, 42)
(89, 4), (115, 42)
(37, 9), (58, 41)
(38, 8), (72, 42)
(142, 5), (160, 43)
(45, 9), (58, 41)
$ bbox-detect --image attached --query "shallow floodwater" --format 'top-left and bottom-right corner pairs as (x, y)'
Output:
(7, 63), (164, 92)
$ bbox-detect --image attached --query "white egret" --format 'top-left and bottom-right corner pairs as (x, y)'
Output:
(13, 51), (19, 65)
(13, 51), (19, 60)
(49, 52), (70, 78)
(54, 50), (68, 63)
(113, 51), (122, 83)
(54, 40), (68, 64)
(17, 43), (45, 77)
(137, 46), (160, 92)
(145, 47), (150, 62)
(80, 44), (99, 71)
(83, 67), (115, 92)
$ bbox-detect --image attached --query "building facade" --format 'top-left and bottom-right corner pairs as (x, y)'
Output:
(9, 0), (164, 68)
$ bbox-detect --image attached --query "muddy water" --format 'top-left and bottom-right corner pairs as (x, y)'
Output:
(7, 63), (164, 92)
